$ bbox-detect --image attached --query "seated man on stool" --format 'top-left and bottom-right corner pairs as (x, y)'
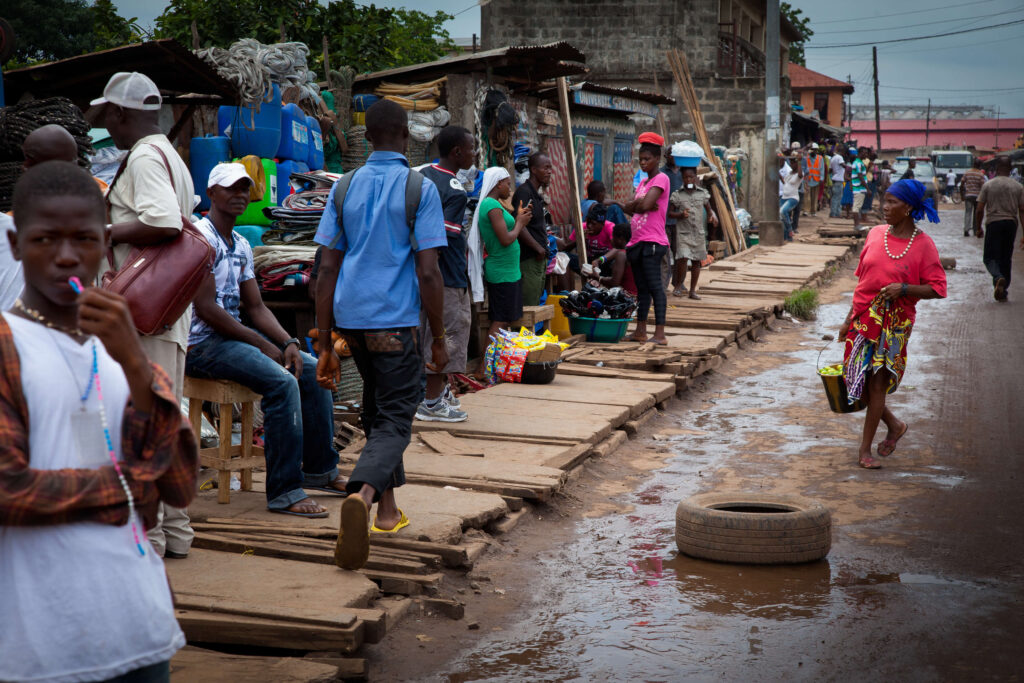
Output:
(186, 163), (346, 518)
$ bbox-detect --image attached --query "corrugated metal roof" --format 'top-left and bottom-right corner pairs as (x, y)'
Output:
(2, 39), (237, 111)
(572, 81), (675, 105)
(789, 64), (854, 93)
(354, 42), (587, 89)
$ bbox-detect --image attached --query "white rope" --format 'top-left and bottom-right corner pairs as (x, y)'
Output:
(195, 39), (321, 107)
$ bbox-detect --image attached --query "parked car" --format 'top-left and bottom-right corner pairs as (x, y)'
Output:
(891, 157), (940, 199)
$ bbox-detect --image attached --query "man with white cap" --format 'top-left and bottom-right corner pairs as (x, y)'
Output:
(94, 71), (196, 557)
(185, 163), (345, 518)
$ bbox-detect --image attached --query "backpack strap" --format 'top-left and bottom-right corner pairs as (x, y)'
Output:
(330, 166), (424, 251)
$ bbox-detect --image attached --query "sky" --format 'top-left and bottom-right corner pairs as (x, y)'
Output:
(116, 0), (1022, 117)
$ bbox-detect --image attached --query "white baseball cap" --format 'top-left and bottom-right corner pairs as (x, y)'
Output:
(90, 72), (162, 111)
(207, 163), (253, 190)
(791, 141), (802, 150)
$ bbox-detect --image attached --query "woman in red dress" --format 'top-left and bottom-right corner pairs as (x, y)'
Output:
(838, 179), (947, 469)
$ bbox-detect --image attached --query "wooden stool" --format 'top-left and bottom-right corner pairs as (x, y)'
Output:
(184, 377), (265, 504)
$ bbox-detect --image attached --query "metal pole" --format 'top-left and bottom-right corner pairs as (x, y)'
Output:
(925, 98), (931, 146)
(761, 0), (782, 245)
(873, 46), (882, 153)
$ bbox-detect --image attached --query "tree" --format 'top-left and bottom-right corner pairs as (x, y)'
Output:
(154, 0), (455, 75)
(781, 2), (813, 66)
(91, 0), (148, 52)
(2, 0), (95, 66)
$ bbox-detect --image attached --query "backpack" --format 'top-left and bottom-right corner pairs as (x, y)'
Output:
(329, 166), (424, 249)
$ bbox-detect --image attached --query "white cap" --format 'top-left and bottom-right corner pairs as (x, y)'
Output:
(791, 141), (802, 150)
(207, 163), (254, 190)
(90, 72), (162, 111)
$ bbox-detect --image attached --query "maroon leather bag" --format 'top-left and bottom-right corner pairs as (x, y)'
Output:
(103, 144), (213, 336)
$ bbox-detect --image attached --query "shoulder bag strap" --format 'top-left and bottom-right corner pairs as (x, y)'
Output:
(327, 169), (357, 250)
(405, 168), (424, 251)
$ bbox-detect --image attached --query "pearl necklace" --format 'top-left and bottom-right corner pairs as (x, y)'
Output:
(884, 226), (918, 260)
(14, 299), (84, 337)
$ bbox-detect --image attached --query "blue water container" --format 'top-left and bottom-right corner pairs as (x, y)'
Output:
(189, 135), (230, 210)
(276, 103), (309, 163)
(352, 94), (379, 112)
(217, 83), (282, 159)
(276, 159), (309, 205)
(306, 115), (324, 170)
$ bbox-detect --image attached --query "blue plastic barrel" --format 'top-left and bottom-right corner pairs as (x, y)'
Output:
(276, 103), (309, 163)
(306, 115), (324, 170)
(352, 94), (379, 112)
(216, 83), (282, 159)
(189, 135), (230, 210)
(276, 159), (309, 205)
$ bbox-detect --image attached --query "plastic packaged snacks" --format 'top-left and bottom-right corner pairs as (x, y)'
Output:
(558, 284), (637, 320)
(484, 328), (568, 384)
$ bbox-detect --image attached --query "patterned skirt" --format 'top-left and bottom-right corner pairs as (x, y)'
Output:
(842, 294), (913, 403)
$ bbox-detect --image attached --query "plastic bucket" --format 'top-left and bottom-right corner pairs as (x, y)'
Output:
(568, 316), (633, 343)
(521, 360), (560, 384)
(546, 294), (572, 339)
(817, 344), (866, 414)
(189, 135), (230, 211)
(673, 155), (702, 168)
(306, 115), (324, 170)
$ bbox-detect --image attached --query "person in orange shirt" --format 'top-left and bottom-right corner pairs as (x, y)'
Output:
(804, 146), (825, 216)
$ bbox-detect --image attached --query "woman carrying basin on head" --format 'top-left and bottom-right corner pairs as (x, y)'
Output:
(838, 179), (947, 470)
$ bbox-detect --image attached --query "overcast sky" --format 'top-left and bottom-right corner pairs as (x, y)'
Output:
(117, 0), (1022, 117)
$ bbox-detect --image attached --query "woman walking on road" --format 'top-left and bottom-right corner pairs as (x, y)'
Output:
(839, 179), (947, 469)
(623, 132), (671, 345)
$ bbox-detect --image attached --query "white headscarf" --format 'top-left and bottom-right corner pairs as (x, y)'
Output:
(467, 166), (511, 303)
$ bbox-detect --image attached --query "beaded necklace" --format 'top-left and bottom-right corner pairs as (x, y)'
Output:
(14, 299), (84, 337)
(884, 225), (919, 260)
(28, 278), (146, 556)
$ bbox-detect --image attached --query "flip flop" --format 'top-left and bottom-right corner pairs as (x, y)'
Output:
(877, 423), (908, 457)
(270, 505), (329, 519)
(304, 484), (349, 496)
(371, 509), (410, 533)
(859, 455), (883, 469)
(672, 288), (686, 297)
(335, 496), (370, 570)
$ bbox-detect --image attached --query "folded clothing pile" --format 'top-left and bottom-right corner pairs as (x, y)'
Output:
(252, 245), (318, 291)
(261, 188), (330, 245)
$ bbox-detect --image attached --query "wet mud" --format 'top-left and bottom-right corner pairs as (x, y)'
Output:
(373, 212), (1023, 682)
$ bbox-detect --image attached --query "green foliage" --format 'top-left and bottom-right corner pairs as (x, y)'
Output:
(781, 2), (813, 66)
(784, 287), (819, 320)
(2, 0), (96, 66)
(155, 0), (456, 75)
(91, 0), (148, 51)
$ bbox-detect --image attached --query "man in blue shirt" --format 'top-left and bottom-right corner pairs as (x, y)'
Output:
(314, 99), (448, 571)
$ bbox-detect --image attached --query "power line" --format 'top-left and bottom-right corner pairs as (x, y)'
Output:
(806, 30), (1023, 59)
(814, 6), (1023, 35)
(808, 0), (1005, 25)
(451, 1), (479, 17)
(852, 81), (1024, 93)
(806, 18), (1024, 49)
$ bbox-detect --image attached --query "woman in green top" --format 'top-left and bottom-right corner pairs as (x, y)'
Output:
(472, 167), (533, 338)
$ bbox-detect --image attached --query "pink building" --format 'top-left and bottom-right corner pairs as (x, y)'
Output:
(850, 118), (1024, 153)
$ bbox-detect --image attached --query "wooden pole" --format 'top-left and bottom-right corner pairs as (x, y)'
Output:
(872, 46), (881, 153)
(190, 21), (200, 50)
(557, 77), (588, 264)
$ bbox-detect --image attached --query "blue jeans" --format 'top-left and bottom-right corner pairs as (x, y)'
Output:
(185, 334), (338, 510)
(830, 183), (842, 217)
(780, 198), (799, 241)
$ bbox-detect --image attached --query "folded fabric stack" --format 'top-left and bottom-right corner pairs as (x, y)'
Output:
(261, 188), (331, 245)
(252, 245), (318, 291)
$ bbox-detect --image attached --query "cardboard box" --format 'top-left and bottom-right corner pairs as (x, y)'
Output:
(527, 343), (562, 363)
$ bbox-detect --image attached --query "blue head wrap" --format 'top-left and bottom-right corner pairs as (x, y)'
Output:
(886, 179), (940, 224)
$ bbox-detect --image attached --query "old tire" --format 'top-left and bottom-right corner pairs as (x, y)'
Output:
(675, 492), (831, 564)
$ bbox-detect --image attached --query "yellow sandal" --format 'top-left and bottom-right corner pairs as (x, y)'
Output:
(371, 509), (410, 533)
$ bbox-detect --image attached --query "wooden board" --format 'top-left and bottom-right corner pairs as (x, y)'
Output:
(175, 609), (364, 653)
(482, 373), (674, 412)
(171, 646), (343, 682)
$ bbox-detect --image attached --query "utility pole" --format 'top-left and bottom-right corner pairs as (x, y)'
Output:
(995, 106), (1001, 149)
(846, 74), (852, 127)
(872, 46), (881, 152)
(925, 98), (931, 146)
(761, 0), (782, 245)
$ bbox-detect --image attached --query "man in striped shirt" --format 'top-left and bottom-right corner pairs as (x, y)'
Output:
(959, 158), (987, 237)
(850, 147), (868, 231)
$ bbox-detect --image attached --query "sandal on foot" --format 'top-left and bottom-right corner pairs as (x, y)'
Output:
(877, 423), (908, 457)
(270, 504), (329, 519)
(688, 292), (701, 300)
(672, 288), (686, 297)
(371, 509), (410, 533)
(304, 484), (349, 496)
(335, 496), (370, 570)
(859, 455), (883, 469)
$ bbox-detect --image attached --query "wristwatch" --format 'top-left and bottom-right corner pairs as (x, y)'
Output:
(283, 338), (301, 350)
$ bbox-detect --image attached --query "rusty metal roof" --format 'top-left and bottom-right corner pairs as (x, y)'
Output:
(572, 81), (675, 106)
(2, 39), (237, 111)
(353, 42), (587, 90)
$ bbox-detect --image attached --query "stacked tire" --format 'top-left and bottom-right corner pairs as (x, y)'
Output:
(675, 493), (832, 565)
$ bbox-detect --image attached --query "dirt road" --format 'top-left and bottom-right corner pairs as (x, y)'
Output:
(372, 210), (1023, 682)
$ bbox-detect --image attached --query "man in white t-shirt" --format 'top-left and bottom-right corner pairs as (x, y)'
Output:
(97, 71), (196, 558)
(945, 169), (957, 200)
(0, 161), (197, 682)
(829, 149), (846, 217)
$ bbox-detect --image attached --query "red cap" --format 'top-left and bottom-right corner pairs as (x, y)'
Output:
(638, 132), (664, 146)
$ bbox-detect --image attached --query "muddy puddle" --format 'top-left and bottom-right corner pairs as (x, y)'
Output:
(435, 265), (1010, 681)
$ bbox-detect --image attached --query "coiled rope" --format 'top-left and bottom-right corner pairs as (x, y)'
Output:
(195, 39), (321, 108)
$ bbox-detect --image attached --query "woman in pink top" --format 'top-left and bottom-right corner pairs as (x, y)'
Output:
(623, 132), (671, 344)
(838, 179), (947, 469)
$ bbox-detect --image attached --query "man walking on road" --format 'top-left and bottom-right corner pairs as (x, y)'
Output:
(314, 99), (448, 570)
(975, 156), (1024, 302)
(829, 147), (845, 217)
(804, 146), (824, 217)
(960, 159), (986, 236)
(98, 71), (195, 559)
(513, 153), (553, 307)
(850, 148), (868, 231)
